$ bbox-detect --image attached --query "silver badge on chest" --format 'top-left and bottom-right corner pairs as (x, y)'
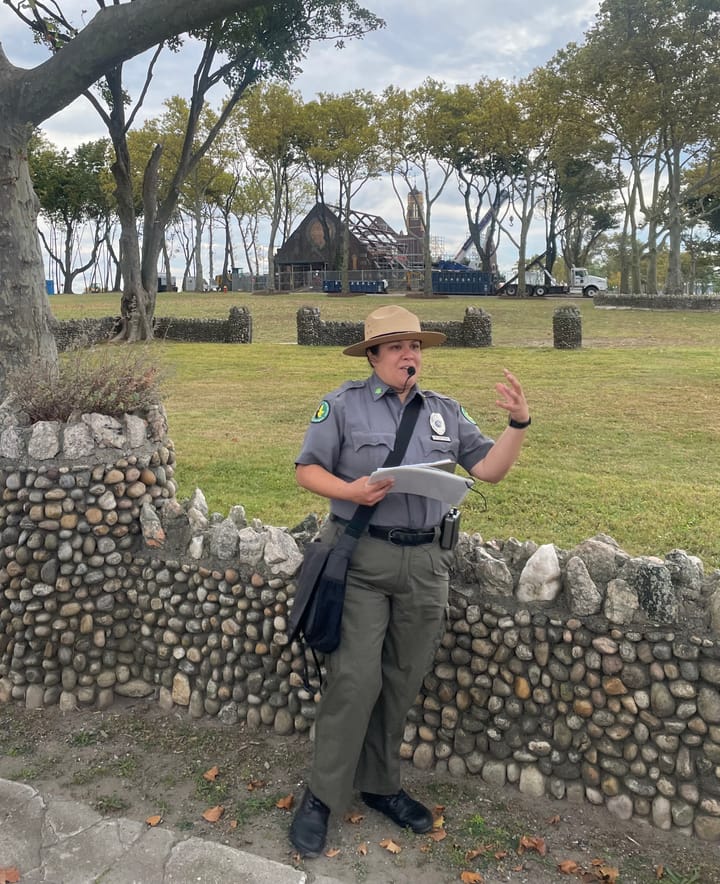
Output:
(430, 412), (446, 435)
(429, 412), (451, 443)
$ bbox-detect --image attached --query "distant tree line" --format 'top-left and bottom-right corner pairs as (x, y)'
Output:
(0, 0), (718, 398)
(28, 1), (720, 311)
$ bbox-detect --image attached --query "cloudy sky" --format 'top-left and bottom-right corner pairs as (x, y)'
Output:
(1, 0), (602, 276)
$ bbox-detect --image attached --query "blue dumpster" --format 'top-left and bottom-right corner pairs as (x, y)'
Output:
(322, 280), (342, 293)
(45, 279), (55, 295)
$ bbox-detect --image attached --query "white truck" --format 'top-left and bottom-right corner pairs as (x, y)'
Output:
(504, 266), (607, 298)
(567, 267), (607, 297)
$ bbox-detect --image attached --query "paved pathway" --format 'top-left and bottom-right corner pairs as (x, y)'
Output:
(0, 777), (343, 884)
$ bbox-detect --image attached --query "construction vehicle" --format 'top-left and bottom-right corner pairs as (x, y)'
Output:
(452, 190), (510, 267)
(432, 257), (607, 297)
(502, 267), (607, 298)
(567, 266), (607, 297)
(500, 258), (608, 298)
(157, 274), (178, 292)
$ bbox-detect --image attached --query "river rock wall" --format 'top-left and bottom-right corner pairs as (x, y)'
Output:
(1, 405), (719, 841)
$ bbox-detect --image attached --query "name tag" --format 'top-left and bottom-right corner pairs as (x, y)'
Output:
(431, 434), (451, 442)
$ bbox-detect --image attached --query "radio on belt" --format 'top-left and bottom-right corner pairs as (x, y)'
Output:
(440, 507), (461, 549)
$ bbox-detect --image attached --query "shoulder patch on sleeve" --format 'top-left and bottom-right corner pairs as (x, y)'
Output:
(311, 400), (331, 423)
(460, 405), (477, 425)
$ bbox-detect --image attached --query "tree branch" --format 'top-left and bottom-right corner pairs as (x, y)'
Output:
(3, 0), (270, 126)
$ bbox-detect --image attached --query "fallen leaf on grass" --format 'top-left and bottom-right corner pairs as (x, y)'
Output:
(201, 805), (224, 822)
(0, 868), (20, 884)
(325, 847), (341, 858)
(357, 842), (368, 856)
(465, 846), (490, 861)
(379, 838), (402, 854)
(591, 860), (619, 882)
(518, 835), (547, 856)
(494, 850), (508, 860)
(433, 813), (445, 829)
(145, 814), (162, 827)
(429, 828), (447, 842)
(345, 811), (364, 824)
(247, 779), (266, 791)
(229, 819), (238, 829)
(276, 794), (294, 811)
(548, 814), (561, 825)
(655, 866), (664, 880)
(557, 858), (620, 883)
(460, 872), (483, 884)
(202, 765), (219, 781)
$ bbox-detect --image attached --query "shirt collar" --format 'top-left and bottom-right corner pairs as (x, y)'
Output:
(368, 372), (423, 403)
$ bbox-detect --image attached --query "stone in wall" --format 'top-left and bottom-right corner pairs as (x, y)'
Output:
(516, 543), (562, 602)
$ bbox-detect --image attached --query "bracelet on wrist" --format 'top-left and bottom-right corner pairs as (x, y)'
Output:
(508, 416), (531, 429)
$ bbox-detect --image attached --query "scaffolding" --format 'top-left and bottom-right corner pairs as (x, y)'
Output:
(337, 206), (445, 273)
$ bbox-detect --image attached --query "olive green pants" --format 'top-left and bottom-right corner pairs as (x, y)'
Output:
(309, 523), (452, 814)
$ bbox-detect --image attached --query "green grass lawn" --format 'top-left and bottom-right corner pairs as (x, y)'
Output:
(50, 292), (720, 570)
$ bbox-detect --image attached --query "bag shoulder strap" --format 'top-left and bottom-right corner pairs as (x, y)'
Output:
(345, 393), (422, 538)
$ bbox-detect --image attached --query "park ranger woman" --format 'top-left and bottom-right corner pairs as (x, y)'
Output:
(290, 304), (530, 856)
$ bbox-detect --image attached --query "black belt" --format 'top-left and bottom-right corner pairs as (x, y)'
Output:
(330, 514), (437, 546)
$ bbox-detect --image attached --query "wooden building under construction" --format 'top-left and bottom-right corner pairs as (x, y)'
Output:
(273, 191), (444, 291)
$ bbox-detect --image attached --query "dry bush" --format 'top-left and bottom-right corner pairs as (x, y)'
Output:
(9, 345), (164, 422)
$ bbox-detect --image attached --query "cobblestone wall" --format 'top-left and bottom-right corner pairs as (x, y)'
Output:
(53, 307), (252, 349)
(1, 410), (719, 842)
(296, 305), (493, 348)
(594, 293), (720, 311)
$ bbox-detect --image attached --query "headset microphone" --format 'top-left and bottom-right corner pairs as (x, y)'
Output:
(399, 364), (416, 394)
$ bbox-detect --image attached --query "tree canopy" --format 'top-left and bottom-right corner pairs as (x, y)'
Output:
(0, 0), (383, 394)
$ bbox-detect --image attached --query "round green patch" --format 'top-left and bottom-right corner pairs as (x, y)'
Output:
(460, 405), (477, 425)
(311, 400), (330, 423)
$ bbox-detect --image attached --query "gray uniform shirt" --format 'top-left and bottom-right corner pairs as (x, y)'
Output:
(295, 373), (494, 529)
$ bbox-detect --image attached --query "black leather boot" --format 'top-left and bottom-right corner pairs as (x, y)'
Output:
(289, 788), (330, 857)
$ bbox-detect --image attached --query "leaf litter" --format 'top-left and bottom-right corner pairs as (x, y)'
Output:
(0, 700), (716, 884)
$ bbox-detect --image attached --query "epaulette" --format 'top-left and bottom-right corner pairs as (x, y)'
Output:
(327, 378), (367, 400)
(422, 388), (455, 403)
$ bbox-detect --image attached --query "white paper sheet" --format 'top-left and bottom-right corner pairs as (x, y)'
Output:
(368, 461), (474, 506)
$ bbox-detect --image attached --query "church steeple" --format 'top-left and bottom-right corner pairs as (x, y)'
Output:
(407, 188), (425, 237)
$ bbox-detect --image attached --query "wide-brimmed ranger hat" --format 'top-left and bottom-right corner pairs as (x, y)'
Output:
(343, 305), (447, 357)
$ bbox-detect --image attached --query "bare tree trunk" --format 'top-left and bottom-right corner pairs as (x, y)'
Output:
(110, 138), (154, 342)
(619, 210), (631, 294)
(207, 208), (215, 288)
(62, 222), (74, 293)
(0, 126), (58, 399)
(340, 188), (351, 295)
(266, 204), (281, 293)
(644, 155), (665, 295)
(194, 197), (204, 291)
(516, 181), (535, 297)
(665, 144), (684, 295)
(421, 181), (433, 297)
